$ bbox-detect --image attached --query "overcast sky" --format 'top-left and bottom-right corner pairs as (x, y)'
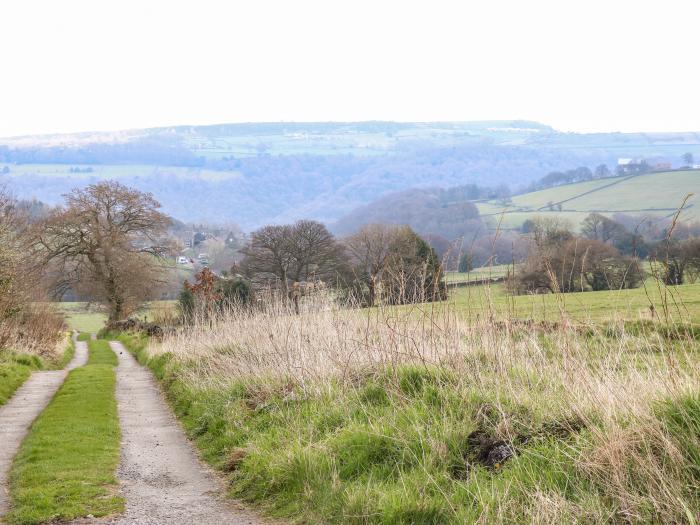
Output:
(1, 0), (698, 137)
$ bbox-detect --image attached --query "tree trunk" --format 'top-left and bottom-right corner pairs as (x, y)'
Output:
(368, 277), (376, 307)
(105, 272), (125, 322)
(281, 268), (289, 300)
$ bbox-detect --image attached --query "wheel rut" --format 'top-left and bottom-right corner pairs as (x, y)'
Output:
(0, 337), (89, 515)
(98, 341), (261, 525)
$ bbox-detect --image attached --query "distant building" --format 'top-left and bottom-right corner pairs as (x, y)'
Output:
(617, 157), (649, 175)
(653, 162), (672, 171)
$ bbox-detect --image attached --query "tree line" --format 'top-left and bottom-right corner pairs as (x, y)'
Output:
(5, 180), (700, 332)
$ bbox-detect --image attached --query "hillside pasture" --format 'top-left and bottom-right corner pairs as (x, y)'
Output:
(477, 170), (700, 230)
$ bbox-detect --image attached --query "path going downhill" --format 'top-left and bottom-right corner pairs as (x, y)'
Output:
(105, 341), (261, 525)
(0, 338), (89, 515)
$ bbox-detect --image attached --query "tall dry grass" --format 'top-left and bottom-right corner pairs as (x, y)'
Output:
(0, 303), (66, 359)
(146, 290), (700, 522)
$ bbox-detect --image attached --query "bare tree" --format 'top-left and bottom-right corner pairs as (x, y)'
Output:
(35, 181), (171, 321)
(240, 220), (347, 299)
(580, 213), (625, 244)
(0, 189), (64, 352)
(344, 224), (445, 306)
(240, 224), (295, 296)
(343, 224), (396, 307)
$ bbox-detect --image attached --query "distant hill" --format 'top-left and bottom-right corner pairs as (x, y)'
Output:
(338, 170), (700, 237)
(332, 187), (484, 240)
(476, 169), (700, 230)
(1, 122), (699, 229)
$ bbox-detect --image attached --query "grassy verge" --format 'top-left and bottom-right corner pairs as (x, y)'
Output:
(0, 353), (44, 406)
(0, 335), (75, 406)
(114, 325), (700, 524)
(5, 339), (122, 524)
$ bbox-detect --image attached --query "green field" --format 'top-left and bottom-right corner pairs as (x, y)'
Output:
(449, 280), (700, 323)
(476, 170), (700, 230)
(54, 301), (179, 333)
(444, 265), (511, 283)
(54, 303), (108, 333)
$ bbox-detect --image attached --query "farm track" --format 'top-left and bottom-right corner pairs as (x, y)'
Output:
(83, 341), (261, 525)
(0, 338), (89, 516)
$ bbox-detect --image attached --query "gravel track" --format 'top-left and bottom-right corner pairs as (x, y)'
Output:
(0, 338), (89, 515)
(101, 341), (261, 525)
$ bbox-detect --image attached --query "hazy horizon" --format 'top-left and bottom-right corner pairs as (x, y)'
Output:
(2, 118), (700, 141)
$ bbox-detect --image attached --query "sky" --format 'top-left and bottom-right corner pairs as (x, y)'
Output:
(1, 0), (699, 137)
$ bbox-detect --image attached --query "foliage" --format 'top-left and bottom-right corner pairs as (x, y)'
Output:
(0, 190), (64, 355)
(181, 267), (253, 319)
(458, 252), (474, 273)
(333, 186), (484, 241)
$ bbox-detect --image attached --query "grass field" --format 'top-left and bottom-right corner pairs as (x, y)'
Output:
(5, 339), (122, 524)
(444, 265), (511, 283)
(54, 303), (108, 333)
(476, 170), (700, 230)
(116, 289), (700, 524)
(54, 301), (179, 333)
(450, 280), (700, 323)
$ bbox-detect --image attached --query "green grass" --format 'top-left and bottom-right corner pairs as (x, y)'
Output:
(114, 329), (700, 524)
(444, 265), (511, 284)
(76, 332), (92, 342)
(450, 280), (700, 323)
(53, 300), (178, 333)
(0, 353), (44, 406)
(476, 170), (700, 230)
(54, 302), (108, 333)
(0, 336), (74, 406)
(5, 339), (122, 524)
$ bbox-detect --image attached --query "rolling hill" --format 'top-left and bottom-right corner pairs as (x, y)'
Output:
(478, 169), (700, 230)
(2, 122), (699, 229)
(335, 170), (700, 238)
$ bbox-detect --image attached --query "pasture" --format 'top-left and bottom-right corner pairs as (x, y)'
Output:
(476, 169), (700, 230)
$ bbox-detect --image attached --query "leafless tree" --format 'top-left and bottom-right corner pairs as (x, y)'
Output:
(240, 220), (348, 298)
(343, 224), (397, 306)
(34, 181), (172, 321)
(344, 224), (445, 306)
(0, 189), (64, 353)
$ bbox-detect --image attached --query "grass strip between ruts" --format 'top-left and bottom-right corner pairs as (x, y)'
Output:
(5, 339), (122, 524)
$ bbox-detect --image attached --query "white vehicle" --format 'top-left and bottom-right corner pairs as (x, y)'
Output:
(176, 256), (188, 265)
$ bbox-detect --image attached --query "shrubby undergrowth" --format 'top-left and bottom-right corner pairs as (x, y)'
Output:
(115, 294), (700, 524)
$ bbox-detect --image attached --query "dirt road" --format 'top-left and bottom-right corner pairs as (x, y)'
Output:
(0, 339), (88, 515)
(105, 341), (261, 525)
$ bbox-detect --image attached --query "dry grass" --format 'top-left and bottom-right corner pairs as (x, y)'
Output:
(142, 291), (700, 523)
(0, 303), (67, 359)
